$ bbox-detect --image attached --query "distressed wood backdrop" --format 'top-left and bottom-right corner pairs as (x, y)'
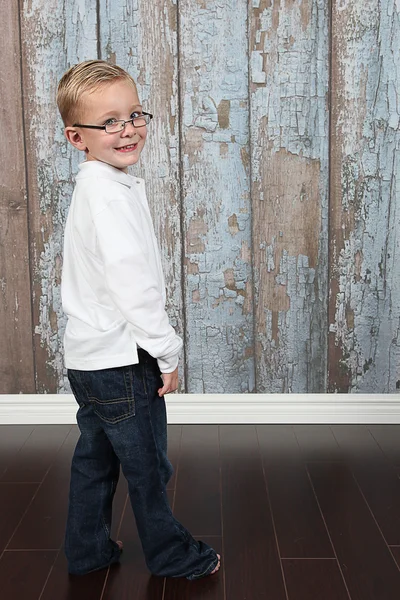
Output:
(1, 0), (399, 394)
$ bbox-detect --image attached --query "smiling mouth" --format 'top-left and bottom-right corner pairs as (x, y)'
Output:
(115, 143), (138, 152)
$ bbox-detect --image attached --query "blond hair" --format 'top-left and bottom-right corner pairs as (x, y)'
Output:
(57, 60), (137, 126)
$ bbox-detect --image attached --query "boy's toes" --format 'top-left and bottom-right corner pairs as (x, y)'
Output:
(210, 554), (221, 575)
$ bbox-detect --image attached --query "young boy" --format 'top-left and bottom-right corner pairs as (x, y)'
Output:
(57, 60), (220, 579)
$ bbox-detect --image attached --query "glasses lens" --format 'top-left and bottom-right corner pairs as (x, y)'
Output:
(105, 121), (124, 133)
(133, 115), (151, 127)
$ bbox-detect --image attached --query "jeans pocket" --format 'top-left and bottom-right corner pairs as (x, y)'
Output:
(80, 365), (136, 424)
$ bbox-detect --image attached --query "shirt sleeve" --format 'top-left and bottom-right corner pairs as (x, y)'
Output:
(93, 198), (182, 373)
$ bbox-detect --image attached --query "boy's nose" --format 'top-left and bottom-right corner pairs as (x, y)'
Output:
(122, 120), (136, 135)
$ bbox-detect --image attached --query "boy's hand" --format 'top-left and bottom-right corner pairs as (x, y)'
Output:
(158, 367), (178, 397)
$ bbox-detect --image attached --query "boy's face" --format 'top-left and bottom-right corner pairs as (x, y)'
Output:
(65, 80), (147, 172)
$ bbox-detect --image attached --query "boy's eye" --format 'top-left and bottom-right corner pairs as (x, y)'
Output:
(104, 118), (118, 125)
(130, 112), (142, 119)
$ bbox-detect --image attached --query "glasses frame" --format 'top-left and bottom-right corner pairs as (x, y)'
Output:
(73, 111), (153, 133)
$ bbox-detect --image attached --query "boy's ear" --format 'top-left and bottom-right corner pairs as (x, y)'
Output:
(64, 127), (87, 152)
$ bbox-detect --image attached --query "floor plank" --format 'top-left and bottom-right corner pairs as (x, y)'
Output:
(39, 550), (109, 600)
(163, 536), (224, 600)
(308, 461), (400, 599)
(258, 425), (334, 558)
(332, 425), (400, 545)
(0, 426), (35, 477)
(0, 550), (57, 600)
(7, 428), (79, 549)
(390, 547), (400, 570)
(282, 559), (350, 600)
(0, 424), (400, 599)
(294, 425), (342, 462)
(173, 425), (221, 537)
(220, 425), (286, 600)
(1, 425), (71, 483)
(369, 426), (400, 467)
(0, 483), (39, 551)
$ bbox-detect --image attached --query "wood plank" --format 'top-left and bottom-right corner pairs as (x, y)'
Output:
(0, 550), (57, 600)
(282, 559), (350, 600)
(257, 425), (333, 558)
(179, 0), (254, 393)
(99, 0), (186, 390)
(167, 425), (182, 491)
(390, 547), (400, 570)
(328, 0), (400, 392)
(1, 425), (71, 483)
(294, 425), (342, 462)
(0, 426), (34, 477)
(0, 0), (35, 393)
(39, 549), (108, 600)
(249, 0), (330, 392)
(163, 536), (223, 600)
(173, 425), (221, 537)
(0, 484), (38, 552)
(308, 461), (400, 599)
(368, 426), (400, 467)
(332, 425), (400, 545)
(20, 1), (97, 392)
(220, 425), (286, 600)
(6, 428), (79, 549)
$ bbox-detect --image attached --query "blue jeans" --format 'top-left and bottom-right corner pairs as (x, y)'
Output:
(66, 349), (218, 579)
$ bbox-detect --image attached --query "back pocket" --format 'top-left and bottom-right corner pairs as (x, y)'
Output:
(80, 365), (135, 424)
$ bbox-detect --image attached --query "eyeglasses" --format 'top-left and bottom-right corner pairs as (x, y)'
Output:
(73, 111), (153, 134)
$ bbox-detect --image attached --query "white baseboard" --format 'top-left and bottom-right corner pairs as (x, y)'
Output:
(0, 393), (399, 424)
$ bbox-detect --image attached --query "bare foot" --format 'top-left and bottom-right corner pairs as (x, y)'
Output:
(210, 553), (221, 575)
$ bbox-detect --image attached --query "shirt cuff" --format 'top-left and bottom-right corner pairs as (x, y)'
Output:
(157, 352), (179, 374)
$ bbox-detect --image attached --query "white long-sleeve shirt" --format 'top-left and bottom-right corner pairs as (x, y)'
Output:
(61, 160), (183, 373)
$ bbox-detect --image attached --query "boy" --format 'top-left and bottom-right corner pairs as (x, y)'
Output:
(57, 60), (220, 579)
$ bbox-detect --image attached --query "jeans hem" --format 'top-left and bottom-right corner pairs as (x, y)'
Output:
(185, 555), (219, 581)
(67, 545), (122, 576)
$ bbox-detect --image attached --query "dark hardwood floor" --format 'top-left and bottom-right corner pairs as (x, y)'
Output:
(1, 423), (400, 599)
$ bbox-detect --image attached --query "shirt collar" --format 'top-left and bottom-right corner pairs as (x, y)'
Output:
(76, 160), (143, 187)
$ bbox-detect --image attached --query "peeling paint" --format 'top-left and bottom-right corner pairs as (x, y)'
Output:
(186, 215), (208, 253)
(228, 213), (239, 235)
(329, 0), (400, 392)
(218, 99), (230, 129)
(185, 257), (199, 275)
(20, 0), (97, 392)
(181, 0), (254, 393)
(220, 142), (229, 157)
(251, 0), (329, 393)
(4, 0), (397, 395)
